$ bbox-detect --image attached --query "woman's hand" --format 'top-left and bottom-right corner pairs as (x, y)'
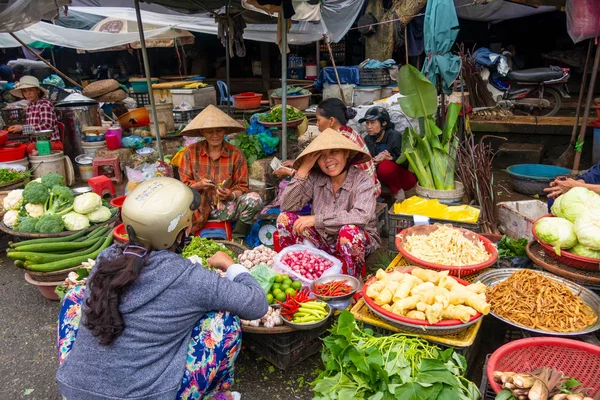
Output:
(293, 215), (316, 235)
(8, 125), (22, 134)
(296, 153), (320, 179)
(274, 167), (294, 179)
(208, 251), (234, 272)
(216, 186), (232, 201)
(190, 178), (215, 191)
(544, 178), (582, 198)
(282, 160), (294, 168)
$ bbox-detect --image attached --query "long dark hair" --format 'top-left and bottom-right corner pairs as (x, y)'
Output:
(84, 243), (151, 346)
(317, 98), (357, 125)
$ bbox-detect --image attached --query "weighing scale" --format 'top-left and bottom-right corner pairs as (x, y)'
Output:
(258, 224), (277, 246)
(34, 129), (54, 156)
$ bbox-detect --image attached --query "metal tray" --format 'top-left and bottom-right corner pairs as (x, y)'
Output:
(478, 268), (600, 336)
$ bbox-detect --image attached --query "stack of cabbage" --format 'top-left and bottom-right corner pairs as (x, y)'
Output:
(535, 187), (600, 259)
(2, 173), (113, 234)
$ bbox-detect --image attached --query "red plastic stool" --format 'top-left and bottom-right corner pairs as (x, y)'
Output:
(88, 175), (116, 197)
(196, 220), (232, 240)
(92, 156), (122, 184)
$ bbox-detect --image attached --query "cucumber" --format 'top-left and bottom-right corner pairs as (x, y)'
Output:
(73, 227), (107, 242)
(16, 236), (106, 265)
(25, 233), (114, 272)
(14, 260), (25, 269)
(14, 237), (101, 253)
(9, 229), (88, 248)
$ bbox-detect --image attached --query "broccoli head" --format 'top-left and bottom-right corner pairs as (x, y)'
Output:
(41, 173), (65, 189)
(14, 216), (39, 233)
(35, 214), (64, 233)
(23, 181), (50, 205)
(46, 185), (75, 215)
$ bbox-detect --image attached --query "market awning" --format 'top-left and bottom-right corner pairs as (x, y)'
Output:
(422, 0), (461, 93)
(0, 0), (71, 33)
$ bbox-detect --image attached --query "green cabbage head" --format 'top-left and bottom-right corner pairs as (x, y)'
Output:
(534, 216), (577, 255)
(573, 209), (600, 250)
(73, 192), (102, 214)
(569, 243), (600, 259)
(62, 212), (90, 231)
(558, 187), (600, 222)
(550, 194), (564, 218)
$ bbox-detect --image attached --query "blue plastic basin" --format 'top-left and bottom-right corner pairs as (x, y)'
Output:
(506, 164), (571, 182)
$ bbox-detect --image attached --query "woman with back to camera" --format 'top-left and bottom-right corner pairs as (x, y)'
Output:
(56, 177), (268, 400)
(274, 98), (381, 196)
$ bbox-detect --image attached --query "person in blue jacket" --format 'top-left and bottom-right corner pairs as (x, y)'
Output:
(545, 163), (600, 198)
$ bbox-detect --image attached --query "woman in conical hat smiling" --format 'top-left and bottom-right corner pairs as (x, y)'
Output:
(178, 105), (263, 240)
(277, 128), (381, 278)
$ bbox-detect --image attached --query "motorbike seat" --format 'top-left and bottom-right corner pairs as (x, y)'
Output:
(507, 68), (565, 83)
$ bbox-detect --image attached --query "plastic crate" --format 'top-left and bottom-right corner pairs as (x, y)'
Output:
(242, 320), (332, 370)
(130, 92), (151, 107)
(173, 108), (203, 125)
(359, 68), (392, 86)
(479, 355), (496, 400)
(387, 208), (481, 252)
(0, 107), (25, 126)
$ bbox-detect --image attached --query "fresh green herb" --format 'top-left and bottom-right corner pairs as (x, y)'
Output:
(497, 235), (528, 258)
(181, 237), (238, 267)
(311, 311), (481, 400)
(0, 168), (28, 184)
(258, 105), (305, 123)
(230, 133), (266, 165)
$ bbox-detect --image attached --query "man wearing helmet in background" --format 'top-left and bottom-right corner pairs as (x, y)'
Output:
(56, 177), (268, 400)
(359, 106), (417, 202)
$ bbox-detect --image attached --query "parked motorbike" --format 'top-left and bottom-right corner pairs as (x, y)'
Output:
(474, 48), (570, 116)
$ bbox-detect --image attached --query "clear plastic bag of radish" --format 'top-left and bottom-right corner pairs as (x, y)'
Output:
(273, 244), (343, 287)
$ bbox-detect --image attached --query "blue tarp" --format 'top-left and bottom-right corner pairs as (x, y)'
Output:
(313, 66), (360, 90)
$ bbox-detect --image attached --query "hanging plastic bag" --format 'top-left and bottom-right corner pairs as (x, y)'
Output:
(257, 132), (280, 155)
(273, 243), (343, 287)
(250, 264), (278, 294)
(566, 0), (600, 43)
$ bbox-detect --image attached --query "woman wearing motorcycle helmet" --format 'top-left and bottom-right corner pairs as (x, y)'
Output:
(56, 177), (268, 400)
(359, 106), (417, 202)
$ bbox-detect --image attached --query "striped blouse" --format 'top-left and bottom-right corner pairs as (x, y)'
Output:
(280, 167), (380, 250)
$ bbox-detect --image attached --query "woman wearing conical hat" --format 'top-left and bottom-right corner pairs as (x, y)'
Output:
(277, 128), (381, 278)
(179, 105), (263, 239)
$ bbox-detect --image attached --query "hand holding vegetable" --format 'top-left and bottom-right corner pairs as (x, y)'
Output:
(296, 152), (320, 179)
(292, 215), (315, 235)
(207, 251), (234, 272)
(544, 178), (582, 198)
(191, 178), (215, 191)
(216, 187), (232, 201)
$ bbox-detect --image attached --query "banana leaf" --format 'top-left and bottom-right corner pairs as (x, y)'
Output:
(397, 64), (438, 119)
(442, 102), (462, 148)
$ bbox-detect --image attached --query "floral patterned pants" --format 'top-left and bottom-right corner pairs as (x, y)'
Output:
(58, 286), (242, 400)
(210, 192), (263, 226)
(277, 212), (371, 278)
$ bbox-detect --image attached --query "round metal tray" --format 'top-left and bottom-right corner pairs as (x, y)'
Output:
(310, 274), (362, 302)
(478, 268), (600, 336)
(281, 301), (333, 331)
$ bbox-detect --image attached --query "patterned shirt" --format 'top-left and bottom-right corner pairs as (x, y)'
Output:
(179, 140), (249, 232)
(338, 125), (381, 196)
(280, 167), (380, 251)
(22, 97), (59, 139)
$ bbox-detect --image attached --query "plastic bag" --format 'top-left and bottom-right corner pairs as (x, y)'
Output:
(125, 161), (173, 194)
(250, 264), (278, 294)
(122, 135), (152, 149)
(566, 0), (600, 44)
(257, 132), (280, 155)
(273, 243), (343, 287)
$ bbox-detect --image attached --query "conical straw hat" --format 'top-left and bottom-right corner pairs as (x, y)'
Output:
(293, 128), (371, 170)
(181, 104), (245, 137)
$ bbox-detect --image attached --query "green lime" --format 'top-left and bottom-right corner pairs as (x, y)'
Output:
(266, 293), (274, 304)
(279, 274), (289, 281)
(271, 283), (281, 292)
(275, 292), (287, 302)
(291, 281), (302, 290)
(272, 288), (282, 296)
(283, 279), (293, 287)
(274, 275), (284, 283)
(285, 288), (297, 296)
(280, 283), (290, 291)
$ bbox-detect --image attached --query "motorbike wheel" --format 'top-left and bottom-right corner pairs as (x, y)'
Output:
(532, 87), (562, 117)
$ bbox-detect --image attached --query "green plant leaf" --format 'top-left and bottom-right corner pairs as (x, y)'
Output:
(564, 377), (581, 390)
(495, 389), (516, 400)
(398, 64), (438, 119)
(442, 102), (462, 147)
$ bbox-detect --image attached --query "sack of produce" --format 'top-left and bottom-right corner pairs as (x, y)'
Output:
(249, 264), (278, 294)
(273, 244), (343, 287)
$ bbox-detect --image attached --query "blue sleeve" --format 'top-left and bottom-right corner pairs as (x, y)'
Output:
(579, 162), (600, 184)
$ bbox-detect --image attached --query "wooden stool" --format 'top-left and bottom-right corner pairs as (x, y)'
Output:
(92, 156), (122, 184)
(88, 175), (116, 197)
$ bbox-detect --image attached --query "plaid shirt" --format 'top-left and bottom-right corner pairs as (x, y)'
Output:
(280, 167), (380, 250)
(338, 125), (381, 196)
(22, 98), (59, 139)
(179, 140), (249, 231)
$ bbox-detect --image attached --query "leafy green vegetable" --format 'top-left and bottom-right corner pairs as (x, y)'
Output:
(497, 236), (528, 258)
(15, 216), (39, 233)
(46, 185), (75, 215)
(0, 168), (28, 184)
(258, 105), (305, 123)
(494, 389), (515, 400)
(41, 172), (65, 189)
(23, 181), (50, 205)
(181, 237), (238, 267)
(311, 311), (480, 400)
(35, 214), (65, 233)
(230, 133), (266, 166)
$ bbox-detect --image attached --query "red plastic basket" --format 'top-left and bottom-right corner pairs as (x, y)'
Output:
(395, 225), (498, 276)
(113, 223), (129, 243)
(362, 269), (483, 327)
(232, 92), (263, 110)
(487, 337), (600, 396)
(532, 215), (600, 272)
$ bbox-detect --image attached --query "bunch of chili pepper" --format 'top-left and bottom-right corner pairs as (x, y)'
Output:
(312, 280), (353, 297)
(276, 288), (312, 316)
